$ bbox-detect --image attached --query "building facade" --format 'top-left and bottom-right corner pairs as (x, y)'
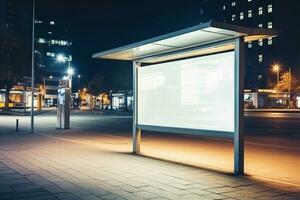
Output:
(202, 0), (300, 91)
(223, 0), (277, 89)
(1, 0), (73, 108)
(0, 0), (31, 35)
(35, 19), (72, 107)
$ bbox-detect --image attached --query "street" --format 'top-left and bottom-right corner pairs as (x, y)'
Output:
(0, 111), (299, 187)
(245, 112), (300, 136)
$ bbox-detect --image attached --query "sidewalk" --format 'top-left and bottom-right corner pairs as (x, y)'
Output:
(0, 130), (299, 200)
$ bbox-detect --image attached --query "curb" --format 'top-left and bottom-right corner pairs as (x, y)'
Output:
(0, 110), (50, 116)
(245, 109), (300, 113)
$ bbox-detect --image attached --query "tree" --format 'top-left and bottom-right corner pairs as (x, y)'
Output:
(274, 72), (299, 92)
(88, 73), (109, 109)
(88, 64), (133, 110)
(0, 33), (30, 110)
(113, 65), (132, 110)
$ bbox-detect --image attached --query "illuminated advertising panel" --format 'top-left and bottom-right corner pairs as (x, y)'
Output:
(137, 51), (234, 132)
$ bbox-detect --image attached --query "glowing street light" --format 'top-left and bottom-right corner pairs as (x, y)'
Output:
(272, 64), (280, 85)
(57, 54), (73, 92)
(56, 54), (67, 63)
(272, 64), (280, 72)
(77, 74), (81, 91)
(272, 64), (281, 102)
(67, 68), (74, 76)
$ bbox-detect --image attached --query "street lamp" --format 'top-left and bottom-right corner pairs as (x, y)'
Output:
(31, 0), (36, 133)
(77, 74), (81, 91)
(56, 54), (72, 90)
(272, 64), (280, 102)
(56, 54), (72, 71)
(67, 68), (74, 76)
(56, 54), (66, 63)
(272, 64), (280, 84)
(67, 68), (74, 92)
(288, 68), (292, 108)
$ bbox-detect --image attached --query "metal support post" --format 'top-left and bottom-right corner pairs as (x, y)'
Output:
(133, 61), (141, 153)
(16, 119), (19, 132)
(30, 0), (35, 133)
(234, 37), (245, 175)
(289, 67), (291, 108)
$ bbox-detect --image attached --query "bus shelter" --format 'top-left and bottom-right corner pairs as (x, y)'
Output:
(93, 20), (278, 175)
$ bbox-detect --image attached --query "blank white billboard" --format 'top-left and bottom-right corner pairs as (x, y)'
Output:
(137, 51), (235, 132)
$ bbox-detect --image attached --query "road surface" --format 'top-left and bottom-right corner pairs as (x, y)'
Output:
(0, 111), (299, 186)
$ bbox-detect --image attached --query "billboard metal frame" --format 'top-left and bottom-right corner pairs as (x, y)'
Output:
(132, 38), (245, 174)
(93, 20), (277, 175)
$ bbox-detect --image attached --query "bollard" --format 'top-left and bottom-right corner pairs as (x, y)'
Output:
(16, 119), (19, 132)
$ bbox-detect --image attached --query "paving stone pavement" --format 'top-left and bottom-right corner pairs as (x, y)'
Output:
(0, 131), (299, 200)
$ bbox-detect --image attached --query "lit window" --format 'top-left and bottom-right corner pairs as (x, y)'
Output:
(258, 75), (263, 80)
(258, 39), (263, 46)
(48, 31), (52, 34)
(258, 54), (263, 63)
(268, 21), (273, 28)
(46, 52), (55, 57)
(258, 23), (263, 28)
(232, 1), (236, 6)
(240, 12), (244, 20)
(50, 21), (55, 25)
(38, 38), (46, 43)
(61, 41), (67, 46)
(232, 14), (236, 21)
(49, 39), (71, 46)
(223, 5), (226, 10)
(34, 20), (43, 24)
(268, 37), (273, 45)
(268, 4), (273, 13)
(248, 41), (252, 48)
(248, 10), (252, 18)
(248, 0), (252, 2)
(258, 7), (263, 15)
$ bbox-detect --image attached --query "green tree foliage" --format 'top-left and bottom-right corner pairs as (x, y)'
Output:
(0, 33), (30, 109)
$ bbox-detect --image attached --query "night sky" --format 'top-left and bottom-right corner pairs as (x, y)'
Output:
(36, 0), (207, 87)
(35, 0), (300, 90)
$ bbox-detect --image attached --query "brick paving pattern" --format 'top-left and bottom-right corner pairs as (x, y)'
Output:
(0, 131), (299, 200)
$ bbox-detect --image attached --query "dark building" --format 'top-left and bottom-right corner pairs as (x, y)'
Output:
(0, 0), (31, 35)
(35, 18), (72, 107)
(202, 0), (300, 90)
(0, 0), (32, 86)
(1, 0), (72, 107)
